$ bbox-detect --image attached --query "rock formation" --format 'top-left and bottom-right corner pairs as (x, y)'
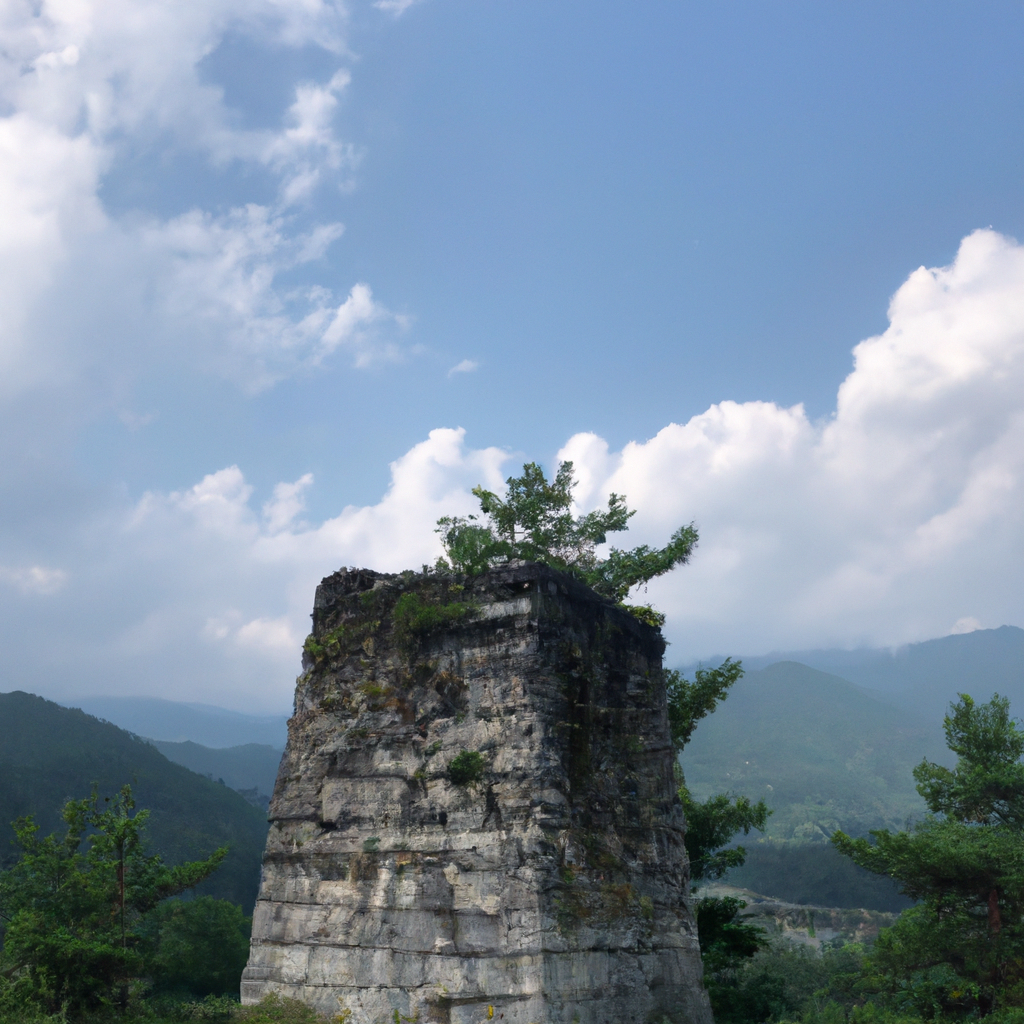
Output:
(242, 563), (711, 1024)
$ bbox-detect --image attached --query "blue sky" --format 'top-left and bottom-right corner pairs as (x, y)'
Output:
(3, 0), (1024, 710)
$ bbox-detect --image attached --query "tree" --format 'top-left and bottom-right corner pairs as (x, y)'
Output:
(435, 460), (698, 610)
(833, 693), (1024, 1017)
(0, 785), (227, 1016)
(666, 661), (772, 1018)
(139, 896), (251, 999)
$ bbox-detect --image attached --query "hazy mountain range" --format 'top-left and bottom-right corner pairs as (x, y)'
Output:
(68, 696), (289, 749)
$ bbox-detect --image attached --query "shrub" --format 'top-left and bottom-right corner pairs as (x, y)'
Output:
(448, 750), (485, 785)
(234, 992), (333, 1023)
(392, 593), (474, 652)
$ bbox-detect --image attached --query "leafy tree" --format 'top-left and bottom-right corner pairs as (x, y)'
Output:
(833, 693), (1024, 1017)
(436, 460), (698, 607)
(139, 896), (251, 999)
(667, 661), (772, 1016)
(667, 660), (770, 881)
(0, 785), (226, 1016)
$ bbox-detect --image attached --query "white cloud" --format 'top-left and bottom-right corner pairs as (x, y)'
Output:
(373, 0), (425, 16)
(5, 229), (1024, 710)
(949, 617), (983, 635)
(0, 565), (68, 595)
(0, 0), (404, 407)
(263, 474), (314, 533)
(448, 358), (479, 376)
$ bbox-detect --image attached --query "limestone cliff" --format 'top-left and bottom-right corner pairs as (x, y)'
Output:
(242, 563), (711, 1024)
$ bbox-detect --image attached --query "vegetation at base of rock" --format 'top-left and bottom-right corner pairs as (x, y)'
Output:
(0, 785), (229, 1017)
(233, 992), (342, 1023)
(435, 460), (697, 605)
(447, 749), (485, 785)
(0, 992), (348, 1023)
(139, 898), (252, 999)
(707, 691), (1024, 1023)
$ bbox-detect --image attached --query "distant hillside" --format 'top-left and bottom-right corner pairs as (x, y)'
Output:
(737, 626), (1024, 724)
(69, 695), (289, 748)
(681, 661), (953, 911)
(683, 660), (946, 837)
(0, 691), (270, 910)
(152, 740), (282, 804)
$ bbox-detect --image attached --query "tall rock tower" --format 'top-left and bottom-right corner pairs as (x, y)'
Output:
(242, 563), (711, 1024)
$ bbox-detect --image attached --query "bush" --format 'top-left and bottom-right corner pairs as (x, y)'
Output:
(234, 992), (334, 1023)
(447, 750), (485, 786)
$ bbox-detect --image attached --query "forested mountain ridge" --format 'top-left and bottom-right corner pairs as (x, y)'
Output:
(682, 660), (947, 840)
(0, 690), (270, 910)
(681, 661), (951, 910)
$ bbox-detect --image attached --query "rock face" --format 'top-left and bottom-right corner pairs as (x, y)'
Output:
(242, 563), (711, 1024)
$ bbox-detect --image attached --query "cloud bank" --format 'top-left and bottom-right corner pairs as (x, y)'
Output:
(0, 0), (406, 404)
(5, 229), (1024, 711)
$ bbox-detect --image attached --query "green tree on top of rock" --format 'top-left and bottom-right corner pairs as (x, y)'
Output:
(435, 460), (698, 613)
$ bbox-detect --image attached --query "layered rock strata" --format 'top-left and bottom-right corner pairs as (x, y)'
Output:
(242, 563), (711, 1024)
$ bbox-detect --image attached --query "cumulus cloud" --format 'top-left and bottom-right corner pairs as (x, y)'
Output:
(4, 229), (1024, 710)
(0, 0), (405, 405)
(448, 359), (479, 376)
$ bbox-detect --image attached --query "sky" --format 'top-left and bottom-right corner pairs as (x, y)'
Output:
(2, 0), (1024, 712)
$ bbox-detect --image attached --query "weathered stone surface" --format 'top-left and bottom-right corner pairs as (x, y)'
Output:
(243, 563), (711, 1024)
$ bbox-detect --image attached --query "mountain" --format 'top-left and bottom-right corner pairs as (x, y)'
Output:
(735, 625), (1024, 723)
(151, 740), (282, 806)
(0, 691), (270, 910)
(681, 661), (953, 911)
(69, 695), (289, 748)
(683, 661), (947, 838)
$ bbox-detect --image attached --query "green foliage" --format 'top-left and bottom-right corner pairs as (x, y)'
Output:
(140, 897), (251, 999)
(447, 750), (485, 786)
(833, 693), (1024, 1016)
(666, 658), (745, 753)
(696, 894), (766, 970)
(233, 992), (333, 1023)
(622, 604), (666, 627)
(707, 937), (868, 1024)
(0, 691), (269, 909)
(435, 460), (697, 604)
(665, 655), (774, 1007)
(0, 785), (226, 1017)
(683, 790), (770, 882)
(913, 692), (1024, 826)
(665, 657), (769, 887)
(392, 592), (475, 651)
